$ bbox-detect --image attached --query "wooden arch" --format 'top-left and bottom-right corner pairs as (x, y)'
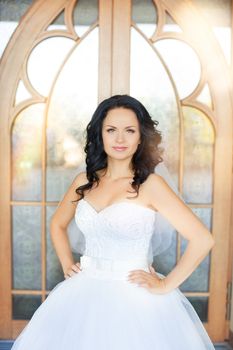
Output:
(0, 0), (232, 342)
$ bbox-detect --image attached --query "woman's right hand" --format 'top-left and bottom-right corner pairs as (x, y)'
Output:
(64, 262), (82, 279)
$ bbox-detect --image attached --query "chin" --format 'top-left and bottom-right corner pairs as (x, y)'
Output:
(107, 150), (136, 160)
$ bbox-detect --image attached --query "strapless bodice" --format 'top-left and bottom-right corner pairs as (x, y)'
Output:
(75, 198), (157, 261)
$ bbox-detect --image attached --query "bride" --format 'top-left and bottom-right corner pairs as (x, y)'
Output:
(12, 94), (215, 350)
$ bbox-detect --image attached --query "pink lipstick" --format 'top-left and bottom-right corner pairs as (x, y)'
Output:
(113, 147), (127, 151)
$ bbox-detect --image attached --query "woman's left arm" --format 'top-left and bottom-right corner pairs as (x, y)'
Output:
(147, 173), (215, 293)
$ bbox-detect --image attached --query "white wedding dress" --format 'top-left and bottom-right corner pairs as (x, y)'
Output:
(12, 197), (215, 350)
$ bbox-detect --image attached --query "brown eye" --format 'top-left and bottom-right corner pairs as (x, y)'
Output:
(127, 129), (135, 133)
(106, 128), (115, 132)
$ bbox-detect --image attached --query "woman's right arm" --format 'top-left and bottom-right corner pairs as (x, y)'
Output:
(50, 172), (87, 279)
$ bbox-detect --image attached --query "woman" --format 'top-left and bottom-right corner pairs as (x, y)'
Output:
(12, 94), (215, 349)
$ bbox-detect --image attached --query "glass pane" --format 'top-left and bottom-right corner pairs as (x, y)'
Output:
(183, 107), (214, 204)
(132, 0), (157, 37)
(164, 12), (182, 33)
(47, 0), (98, 36)
(46, 206), (81, 290)
(154, 39), (201, 99)
(27, 37), (75, 97)
(12, 103), (44, 201)
(47, 10), (65, 31)
(46, 206), (64, 290)
(46, 28), (98, 201)
(180, 208), (212, 292)
(74, 0), (98, 37)
(186, 296), (209, 322)
(12, 295), (42, 320)
(12, 206), (41, 290)
(15, 80), (32, 106)
(130, 27), (180, 186)
(196, 84), (212, 108)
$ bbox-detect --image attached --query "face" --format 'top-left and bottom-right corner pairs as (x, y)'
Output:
(102, 107), (141, 160)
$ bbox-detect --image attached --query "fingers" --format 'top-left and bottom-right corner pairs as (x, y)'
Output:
(73, 262), (82, 272)
(128, 268), (156, 279)
(128, 271), (151, 285)
(76, 262), (82, 269)
(128, 267), (161, 289)
(128, 276), (149, 286)
(64, 269), (78, 279)
(128, 266), (156, 276)
(64, 262), (82, 279)
(128, 270), (149, 278)
(149, 265), (156, 274)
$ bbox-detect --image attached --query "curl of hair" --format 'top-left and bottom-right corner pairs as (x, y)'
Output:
(74, 94), (164, 201)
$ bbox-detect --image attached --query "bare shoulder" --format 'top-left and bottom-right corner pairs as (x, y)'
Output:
(143, 172), (178, 211)
(144, 173), (170, 191)
(73, 171), (89, 187)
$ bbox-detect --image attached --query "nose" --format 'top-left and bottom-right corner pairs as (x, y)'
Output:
(115, 131), (125, 143)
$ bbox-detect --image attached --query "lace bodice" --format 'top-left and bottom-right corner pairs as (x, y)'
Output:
(75, 198), (157, 261)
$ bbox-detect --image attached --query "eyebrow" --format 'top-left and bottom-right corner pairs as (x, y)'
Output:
(105, 125), (137, 128)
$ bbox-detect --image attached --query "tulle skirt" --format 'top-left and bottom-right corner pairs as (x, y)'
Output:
(11, 255), (215, 350)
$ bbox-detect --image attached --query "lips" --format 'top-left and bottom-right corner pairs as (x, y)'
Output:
(113, 147), (128, 151)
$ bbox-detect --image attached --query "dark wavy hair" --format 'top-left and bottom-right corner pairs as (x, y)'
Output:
(74, 94), (164, 201)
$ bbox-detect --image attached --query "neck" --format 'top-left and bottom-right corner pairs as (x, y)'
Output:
(101, 158), (134, 180)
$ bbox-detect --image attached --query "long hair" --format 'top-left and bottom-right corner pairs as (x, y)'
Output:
(74, 94), (164, 201)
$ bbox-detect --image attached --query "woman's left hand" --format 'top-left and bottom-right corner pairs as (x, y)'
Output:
(127, 265), (168, 295)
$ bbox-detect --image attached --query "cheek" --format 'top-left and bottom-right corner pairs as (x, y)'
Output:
(102, 131), (107, 141)
(102, 132), (112, 147)
(129, 134), (140, 146)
